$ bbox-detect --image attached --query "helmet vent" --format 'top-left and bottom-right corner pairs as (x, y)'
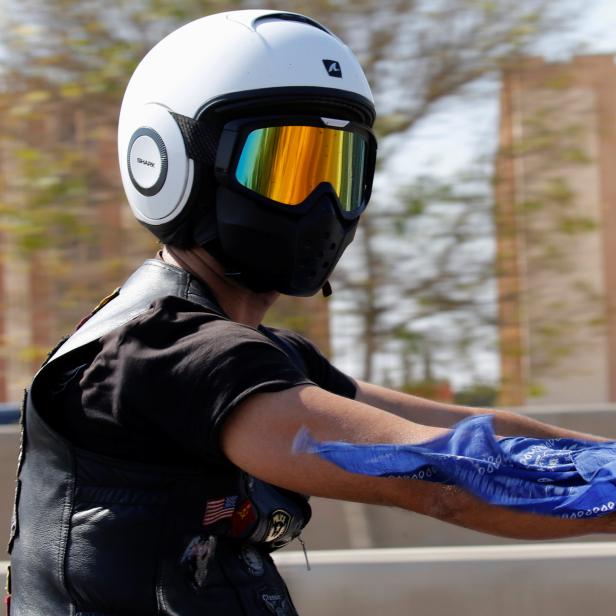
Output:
(254, 13), (332, 36)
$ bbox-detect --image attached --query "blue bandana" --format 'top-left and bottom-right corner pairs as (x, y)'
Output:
(293, 415), (616, 518)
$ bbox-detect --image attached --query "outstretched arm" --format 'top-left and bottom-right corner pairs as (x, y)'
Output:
(220, 384), (616, 540)
(355, 380), (610, 441)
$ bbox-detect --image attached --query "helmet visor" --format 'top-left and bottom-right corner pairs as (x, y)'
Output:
(235, 125), (368, 212)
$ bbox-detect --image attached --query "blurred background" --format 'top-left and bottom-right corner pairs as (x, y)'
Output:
(3, 0), (616, 613)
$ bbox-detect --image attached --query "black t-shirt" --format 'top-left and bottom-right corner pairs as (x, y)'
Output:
(49, 293), (356, 467)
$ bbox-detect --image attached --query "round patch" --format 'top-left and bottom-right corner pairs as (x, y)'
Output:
(127, 127), (168, 196)
(264, 509), (291, 543)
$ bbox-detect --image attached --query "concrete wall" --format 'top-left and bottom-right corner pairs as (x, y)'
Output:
(3, 543), (616, 615)
(274, 543), (616, 616)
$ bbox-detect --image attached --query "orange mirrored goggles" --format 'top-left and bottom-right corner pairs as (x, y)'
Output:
(215, 117), (377, 217)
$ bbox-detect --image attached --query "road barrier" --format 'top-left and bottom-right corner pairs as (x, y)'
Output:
(2, 543), (616, 615)
(273, 543), (616, 615)
(0, 404), (19, 425)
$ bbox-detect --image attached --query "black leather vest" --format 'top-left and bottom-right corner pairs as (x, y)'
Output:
(9, 260), (303, 616)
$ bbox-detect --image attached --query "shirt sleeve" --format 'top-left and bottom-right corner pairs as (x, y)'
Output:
(80, 296), (313, 463)
(265, 328), (357, 399)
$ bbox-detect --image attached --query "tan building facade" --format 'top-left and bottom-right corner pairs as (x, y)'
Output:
(497, 55), (616, 406)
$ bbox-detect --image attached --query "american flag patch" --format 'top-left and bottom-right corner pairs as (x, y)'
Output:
(202, 496), (238, 526)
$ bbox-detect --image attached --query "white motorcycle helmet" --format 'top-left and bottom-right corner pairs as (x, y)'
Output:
(118, 10), (377, 296)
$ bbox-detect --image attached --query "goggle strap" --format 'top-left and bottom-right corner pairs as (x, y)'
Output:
(172, 112), (218, 166)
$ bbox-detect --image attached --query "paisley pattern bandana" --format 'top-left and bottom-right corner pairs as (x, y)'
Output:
(294, 415), (616, 519)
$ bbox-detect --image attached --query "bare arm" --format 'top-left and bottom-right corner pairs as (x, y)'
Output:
(355, 380), (610, 441)
(220, 384), (616, 540)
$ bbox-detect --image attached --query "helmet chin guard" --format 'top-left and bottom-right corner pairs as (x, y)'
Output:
(215, 187), (358, 296)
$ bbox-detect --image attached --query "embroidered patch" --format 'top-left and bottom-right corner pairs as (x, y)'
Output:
(202, 495), (237, 526)
(231, 498), (257, 537)
(264, 509), (291, 543)
(240, 545), (265, 576)
(261, 591), (292, 615)
(180, 535), (217, 589)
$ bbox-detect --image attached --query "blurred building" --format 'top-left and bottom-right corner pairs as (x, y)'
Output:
(497, 55), (616, 406)
(0, 102), (331, 402)
(0, 100), (145, 402)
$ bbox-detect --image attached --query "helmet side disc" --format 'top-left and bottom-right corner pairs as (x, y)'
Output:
(127, 127), (168, 197)
(119, 103), (195, 226)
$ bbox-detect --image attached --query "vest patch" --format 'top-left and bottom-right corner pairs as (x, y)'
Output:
(231, 498), (258, 537)
(240, 545), (264, 576)
(202, 495), (237, 526)
(181, 535), (217, 589)
(264, 509), (291, 543)
(261, 590), (292, 615)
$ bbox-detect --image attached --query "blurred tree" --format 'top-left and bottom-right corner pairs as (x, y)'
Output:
(454, 383), (499, 407)
(395, 329), (455, 402)
(0, 0), (246, 391)
(260, 0), (589, 387)
(0, 0), (593, 400)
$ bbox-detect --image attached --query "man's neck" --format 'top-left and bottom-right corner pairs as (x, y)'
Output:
(161, 245), (279, 328)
